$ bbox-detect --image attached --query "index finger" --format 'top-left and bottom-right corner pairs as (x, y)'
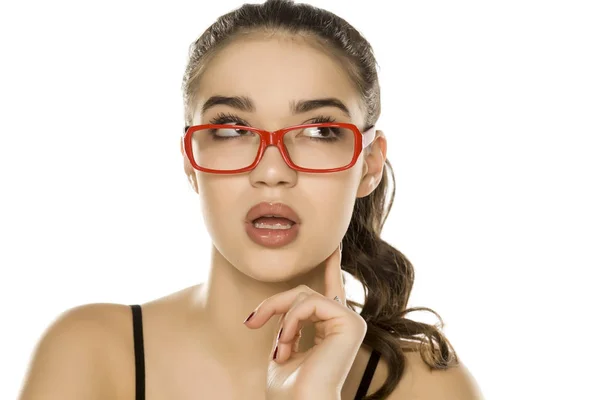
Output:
(323, 242), (345, 305)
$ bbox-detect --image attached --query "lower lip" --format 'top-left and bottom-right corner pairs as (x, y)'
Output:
(245, 221), (300, 248)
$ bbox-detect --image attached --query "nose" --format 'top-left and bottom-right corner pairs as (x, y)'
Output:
(248, 145), (297, 188)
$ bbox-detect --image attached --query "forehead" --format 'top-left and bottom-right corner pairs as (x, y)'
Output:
(193, 34), (364, 125)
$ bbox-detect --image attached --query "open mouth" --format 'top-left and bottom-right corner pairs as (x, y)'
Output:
(245, 202), (301, 248)
(251, 216), (297, 229)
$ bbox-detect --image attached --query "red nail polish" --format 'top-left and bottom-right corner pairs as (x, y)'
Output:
(273, 345), (278, 360)
(277, 327), (283, 340)
(243, 311), (255, 324)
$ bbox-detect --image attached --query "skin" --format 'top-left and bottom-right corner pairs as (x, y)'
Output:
(18, 31), (484, 400)
(179, 32), (387, 383)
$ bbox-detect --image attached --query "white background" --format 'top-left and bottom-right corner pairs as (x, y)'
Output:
(1, 1), (599, 399)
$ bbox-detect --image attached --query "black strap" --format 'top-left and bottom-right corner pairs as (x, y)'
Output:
(354, 348), (381, 399)
(130, 305), (145, 400)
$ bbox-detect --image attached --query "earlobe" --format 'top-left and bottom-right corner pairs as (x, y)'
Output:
(355, 174), (377, 198)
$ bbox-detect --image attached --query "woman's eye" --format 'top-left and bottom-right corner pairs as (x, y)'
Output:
(305, 127), (332, 137)
(216, 127), (248, 136)
(210, 122), (252, 138)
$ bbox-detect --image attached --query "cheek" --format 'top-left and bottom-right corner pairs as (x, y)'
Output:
(302, 175), (360, 242)
(196, 176), (246, 237)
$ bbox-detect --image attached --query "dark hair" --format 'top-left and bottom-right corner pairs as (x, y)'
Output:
(181, 0), (459, 398)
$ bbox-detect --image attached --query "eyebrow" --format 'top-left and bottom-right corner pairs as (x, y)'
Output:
(200, 95), (352, 118)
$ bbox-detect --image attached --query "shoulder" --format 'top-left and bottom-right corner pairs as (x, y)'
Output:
(383, 340), (485, 400)
(45, 302), (136, 350)
(27, 302), (131, 362)
(18, 302), (135, 399)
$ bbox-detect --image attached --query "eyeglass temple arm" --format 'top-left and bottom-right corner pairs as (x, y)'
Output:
(362, 126), (376, 149)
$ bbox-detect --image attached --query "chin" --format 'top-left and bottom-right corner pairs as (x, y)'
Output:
(231, 248), (314, 280)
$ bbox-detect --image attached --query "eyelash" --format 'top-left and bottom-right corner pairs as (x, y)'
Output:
(208, 112), (337, 126)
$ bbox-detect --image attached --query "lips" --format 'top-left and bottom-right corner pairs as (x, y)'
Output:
(245, 202), (300, 225)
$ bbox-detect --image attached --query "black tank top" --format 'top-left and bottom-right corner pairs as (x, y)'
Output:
(130, 304), (380, 399)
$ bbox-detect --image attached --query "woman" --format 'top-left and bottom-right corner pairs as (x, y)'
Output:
(19, 0), (482, 399)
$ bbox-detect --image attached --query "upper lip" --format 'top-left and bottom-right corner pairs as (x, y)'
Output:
(246, 202), (300, 224)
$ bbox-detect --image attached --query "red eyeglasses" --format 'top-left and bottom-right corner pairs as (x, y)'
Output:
(181, 122), (376, 174)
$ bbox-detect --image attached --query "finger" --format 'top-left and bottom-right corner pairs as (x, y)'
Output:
(273, 292), (308, 360)
(274, 293), (365, 364)
(323, 242), (345, 306)
(244, 285), (316, 328)
(271, 313), (285, 361)
(273, 291), (310, 363)
(275, 320), (304, 363)
(277, 292), (360, 348)
(293, 329), (302, 352)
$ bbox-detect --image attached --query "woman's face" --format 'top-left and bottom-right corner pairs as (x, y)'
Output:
(182, 34), (384, 282)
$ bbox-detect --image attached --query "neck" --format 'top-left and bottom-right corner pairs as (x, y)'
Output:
(191, 244), (329, 372)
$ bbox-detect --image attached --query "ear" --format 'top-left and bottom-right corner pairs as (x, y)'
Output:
(356, 130), (387, 198)
(180, 138), (199, 193)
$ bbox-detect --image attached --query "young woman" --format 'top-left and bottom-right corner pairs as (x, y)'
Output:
(19, 1), (482, 399)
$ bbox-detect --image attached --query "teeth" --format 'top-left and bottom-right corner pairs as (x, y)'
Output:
(253, 222), (293, 229)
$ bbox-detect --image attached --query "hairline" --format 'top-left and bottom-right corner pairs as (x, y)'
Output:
(185, 28), (368, 127)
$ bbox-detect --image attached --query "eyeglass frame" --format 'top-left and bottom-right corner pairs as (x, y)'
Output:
(181, 122), (376, 174)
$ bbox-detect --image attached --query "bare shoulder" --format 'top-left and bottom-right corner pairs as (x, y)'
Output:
(19, 286), (196, 400)
(383, 340), (485, 400)
(18, 302), (134, 399)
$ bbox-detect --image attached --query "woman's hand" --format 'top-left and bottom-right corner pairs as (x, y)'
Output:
(243, 243), (368, 400)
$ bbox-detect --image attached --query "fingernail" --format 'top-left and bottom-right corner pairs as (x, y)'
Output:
(273, 345), (278, 360)
(243, 311), (255, 324)
(277, 327), (283, 340)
